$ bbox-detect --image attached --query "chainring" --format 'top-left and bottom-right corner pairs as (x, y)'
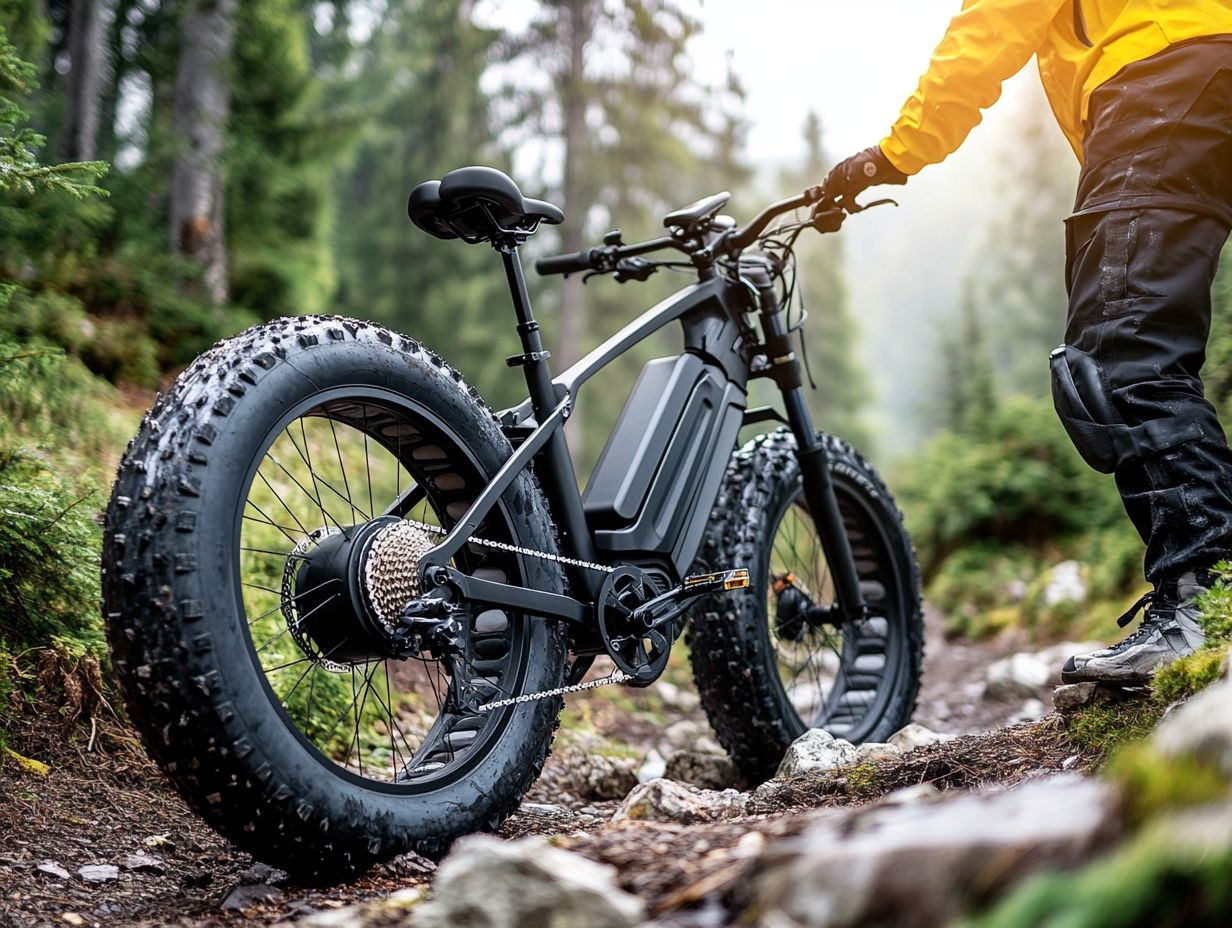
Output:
(596, 566), (671, 687)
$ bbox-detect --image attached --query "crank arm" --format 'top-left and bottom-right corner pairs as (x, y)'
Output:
(633, 568), (750, 632)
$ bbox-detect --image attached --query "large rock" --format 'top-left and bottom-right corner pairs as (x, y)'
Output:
(414, 835), (644, 928)
(1153, 673), (1232, 777)
(1006, 698), (1048, 725)
(777, 729), (856, 777)
(636, 749), (667, 783)
(657, 718), (722, 757)
(984, 652), (1052, 699)
(887, 723), (953, 753)
(853, 742), (902, 764)
(550, 750), (639, 801)
(612, 777), (747, 824)
(748, 774), (1118, 928)
(1052, 682), (1097, 713)
(664, 749), (742, 790)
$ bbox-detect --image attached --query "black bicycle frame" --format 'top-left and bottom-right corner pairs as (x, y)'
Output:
(417, 241), (867, 626)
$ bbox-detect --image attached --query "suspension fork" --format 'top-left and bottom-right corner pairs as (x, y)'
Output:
(757, 296), (868, 621)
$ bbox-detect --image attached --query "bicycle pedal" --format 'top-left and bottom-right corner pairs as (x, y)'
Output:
(682, 568), (749, 594)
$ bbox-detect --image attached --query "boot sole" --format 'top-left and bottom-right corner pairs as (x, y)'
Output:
(1059, 667), (1153, 686)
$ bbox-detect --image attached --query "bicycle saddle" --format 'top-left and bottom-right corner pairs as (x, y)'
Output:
(663, 191), (731, 232)
(408, 166), (564, 244)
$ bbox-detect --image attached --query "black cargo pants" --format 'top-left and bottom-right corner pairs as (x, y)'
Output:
(1053, 37), (1232, 584)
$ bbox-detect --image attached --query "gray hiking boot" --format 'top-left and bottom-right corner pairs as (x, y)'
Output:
(1060, 570), (1210, 685)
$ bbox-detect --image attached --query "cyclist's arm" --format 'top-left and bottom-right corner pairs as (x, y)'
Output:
(880, 0), (1067, 175)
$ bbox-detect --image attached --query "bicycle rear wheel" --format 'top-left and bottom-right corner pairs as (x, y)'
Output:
(103, 316), (567, 878)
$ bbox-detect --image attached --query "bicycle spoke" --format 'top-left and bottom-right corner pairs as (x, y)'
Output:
(236, 401), (524, 787)
(327, 414), (365, 523)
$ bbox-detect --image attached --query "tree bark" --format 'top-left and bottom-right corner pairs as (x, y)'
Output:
(169, 0), (237, 306)
(61, 0), (115, 162)
(553, 0), (593, 367)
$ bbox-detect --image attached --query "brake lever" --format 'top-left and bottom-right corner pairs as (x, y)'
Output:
(613, 257), (657, 284)
(846, 196), (899, 214)
(810, 206), (846, 234)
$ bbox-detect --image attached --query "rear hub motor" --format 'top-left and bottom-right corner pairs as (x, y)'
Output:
(283, 516), (436, 668)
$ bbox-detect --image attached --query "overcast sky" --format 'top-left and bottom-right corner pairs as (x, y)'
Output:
(692, 1), (970, 164)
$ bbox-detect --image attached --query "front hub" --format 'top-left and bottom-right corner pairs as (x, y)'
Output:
(291, 516), (436, 665)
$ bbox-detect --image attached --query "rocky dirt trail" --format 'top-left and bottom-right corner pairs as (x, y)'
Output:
(0, 618), (1107, 928)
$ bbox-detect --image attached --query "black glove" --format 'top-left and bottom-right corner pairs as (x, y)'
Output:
(821, 145), (908, 201)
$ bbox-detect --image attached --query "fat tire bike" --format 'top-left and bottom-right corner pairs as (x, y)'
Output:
(102, 165), (923, 878)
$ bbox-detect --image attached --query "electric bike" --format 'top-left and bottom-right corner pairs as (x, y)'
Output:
(101, 165), (922, 877)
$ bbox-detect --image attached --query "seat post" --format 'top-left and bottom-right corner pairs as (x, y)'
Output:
(497, 244), (598, 569)
(499, 245), (556, 418)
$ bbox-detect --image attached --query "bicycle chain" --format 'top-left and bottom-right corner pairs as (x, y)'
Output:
(392, 518), (631, 709)
(398, 517), (618, 575)
(472, 669), (633, 713)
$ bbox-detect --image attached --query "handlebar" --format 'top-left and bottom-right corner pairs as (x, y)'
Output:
(535, 250), (597, 276)
(535, 235), (689, 277)
(723, 187), (823, 254)
(536, 185), (883, 278)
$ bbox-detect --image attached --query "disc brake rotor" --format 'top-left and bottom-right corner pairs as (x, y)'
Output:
(281, 526), (347, 672)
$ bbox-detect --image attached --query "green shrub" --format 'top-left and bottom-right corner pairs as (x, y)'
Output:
(1065, 700), (1165, 757)
(898, 395), (1126, 574)
(1109, 743), (1228, 824)
(898, 394), (1147, 643)
(0, 448), (104, 657)
(927, 543), (1039, 638)
(0, 330), (116, 457)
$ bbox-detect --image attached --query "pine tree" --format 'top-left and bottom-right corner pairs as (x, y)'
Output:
(497, 0), (753, 463)
(936, 282), (998, 434)
(0, 23), (104, 198)
(225, 0), (340, 317)
(326, 0), (518, 403)
(59, 0), (116, 162)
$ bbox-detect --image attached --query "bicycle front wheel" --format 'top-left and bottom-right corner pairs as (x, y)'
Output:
(688, 430), (924, 781)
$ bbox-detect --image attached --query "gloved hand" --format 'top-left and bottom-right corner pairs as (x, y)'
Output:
(821, 145), (908, 201)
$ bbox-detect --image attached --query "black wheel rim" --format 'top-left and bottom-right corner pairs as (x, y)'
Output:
(232, 386), (536, 792)
(765, 474), (909, 743)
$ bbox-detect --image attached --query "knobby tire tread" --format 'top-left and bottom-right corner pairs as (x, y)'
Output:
(102, 315), (567, 880)
(687, 429), (924, 782)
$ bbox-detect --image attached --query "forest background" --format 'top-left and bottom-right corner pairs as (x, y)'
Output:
(3, 0), (1232, 739)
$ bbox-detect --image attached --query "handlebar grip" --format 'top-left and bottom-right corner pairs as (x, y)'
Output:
(535, 250), (597, 276)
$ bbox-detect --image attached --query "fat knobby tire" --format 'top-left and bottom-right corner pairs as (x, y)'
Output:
(688, 429), (924, 782)
(101, 315), (568, 880)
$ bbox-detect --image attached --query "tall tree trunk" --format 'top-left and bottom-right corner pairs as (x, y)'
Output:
(169, 0), (236, 306)
(61, 0), (115, 161)
(554, 0), (592, 368)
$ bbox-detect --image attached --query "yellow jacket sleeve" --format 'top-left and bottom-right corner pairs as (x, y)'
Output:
(881, 0), (1068, 175)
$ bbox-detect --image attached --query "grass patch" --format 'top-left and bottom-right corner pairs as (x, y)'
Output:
(1064, 699), (1166, 758)
(843, 762), (880, 800)
(1153, 648), (1227, 704)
